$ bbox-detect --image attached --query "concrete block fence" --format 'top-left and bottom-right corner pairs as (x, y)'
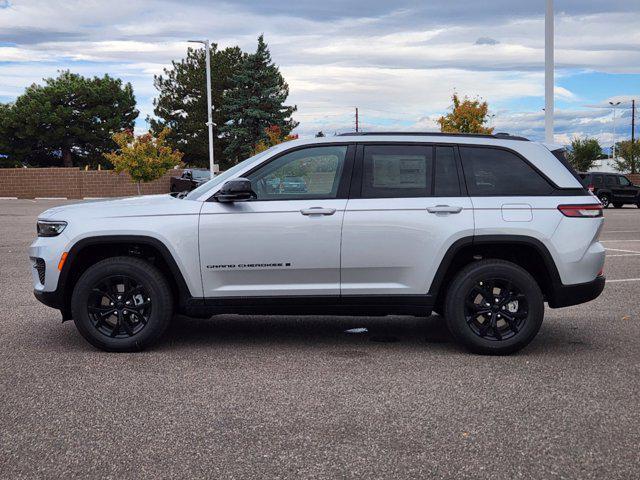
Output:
(0, 168), (184, 199)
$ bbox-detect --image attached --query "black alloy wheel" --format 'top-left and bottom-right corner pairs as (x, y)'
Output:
(71, 256), (173, 352)
(444, 259), (544, 355)
(87, 275), (152, 339)
(464, 278), (528, 341)
(598, 193), (610, 208)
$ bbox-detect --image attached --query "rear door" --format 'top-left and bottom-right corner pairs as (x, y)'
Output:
(340, 143), (474, 296)
(605, 174), (625, 202)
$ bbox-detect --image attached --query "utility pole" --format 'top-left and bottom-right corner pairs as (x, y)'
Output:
(545, 0), (554, 143)
(188, 39), (216, 176)
(610, 101), (621, 159)
(355, 107), (359, 133)
(632, 100), (636, 173)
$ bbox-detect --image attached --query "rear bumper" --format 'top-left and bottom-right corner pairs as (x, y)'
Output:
(548, 275), (605, 308)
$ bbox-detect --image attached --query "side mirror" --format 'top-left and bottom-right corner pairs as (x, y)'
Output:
(214, 178), (257, 203)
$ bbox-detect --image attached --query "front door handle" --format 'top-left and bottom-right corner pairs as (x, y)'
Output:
(300, 207), (336, 216)
(427, 205), (463, 214)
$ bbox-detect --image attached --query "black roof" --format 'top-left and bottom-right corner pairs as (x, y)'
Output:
(336, 132), (529, 141)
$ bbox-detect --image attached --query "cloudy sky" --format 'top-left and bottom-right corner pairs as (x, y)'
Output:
(0, 0), (638, 147)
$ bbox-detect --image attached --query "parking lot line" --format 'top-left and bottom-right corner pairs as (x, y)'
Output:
(602, 230), (640, 233)
(601, 240), (640, 243)
(607, 278), (640, 283)
(606, 248), (640, 254)
(606, 254), (640, 257)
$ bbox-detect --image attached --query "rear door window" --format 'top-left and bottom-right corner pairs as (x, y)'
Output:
(459, 147), (553, 196)
(592, 175), (604, 187)
(361, 145), (432, 198)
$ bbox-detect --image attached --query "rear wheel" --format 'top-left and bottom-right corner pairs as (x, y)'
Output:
(598, 193), (610, 208)
(444, 259), (544, 355)
(71, 256), (173, 352)
(613, 202), (623, 209)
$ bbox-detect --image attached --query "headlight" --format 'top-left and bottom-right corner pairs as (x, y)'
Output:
(37, 220), (67, 237)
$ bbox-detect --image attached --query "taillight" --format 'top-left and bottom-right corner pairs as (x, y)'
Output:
(587, 184), (594, 192)
(558, 204), (603, 218)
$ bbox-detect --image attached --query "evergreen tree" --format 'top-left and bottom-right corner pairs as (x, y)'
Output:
(221, 35), (298, 166)
(0, 71), (137, 167)
(150, 45), (244, 168)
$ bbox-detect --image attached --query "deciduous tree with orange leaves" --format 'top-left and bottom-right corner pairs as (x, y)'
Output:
(438, 94), (494, 134)
(252, 125), (298, 155)
(104, 128), (183, 195)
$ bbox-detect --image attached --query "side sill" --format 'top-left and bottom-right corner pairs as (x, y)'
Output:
(184, 295), (435, 318)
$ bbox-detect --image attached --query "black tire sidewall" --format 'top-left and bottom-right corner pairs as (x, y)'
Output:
(445, 261), (544, 355)
(71, 257), (173, 352)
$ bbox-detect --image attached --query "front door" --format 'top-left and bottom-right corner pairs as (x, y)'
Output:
(340, 144), (474, 296)
(199, 144), (354, 298)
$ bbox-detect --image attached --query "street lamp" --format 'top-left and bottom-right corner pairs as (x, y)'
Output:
(544, 0), (554, 143)
(188, 39), (216, 176)
(609, 101), (621, 159)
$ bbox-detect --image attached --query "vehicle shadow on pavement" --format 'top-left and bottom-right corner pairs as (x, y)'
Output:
(158, 313), (457, 350)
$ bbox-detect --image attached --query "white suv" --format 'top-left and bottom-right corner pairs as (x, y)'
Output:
(30, 133), (605, 354)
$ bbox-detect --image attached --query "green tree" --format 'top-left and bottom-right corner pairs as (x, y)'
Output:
(566, 137), (603, 172)
(104, 128), (183, 194)
(150, 44), (244, 169)
(438, 93), (494, 134)
(221, 35), (298, 166)
(0, 71), (137, 167)
(613, 139), (640, 174)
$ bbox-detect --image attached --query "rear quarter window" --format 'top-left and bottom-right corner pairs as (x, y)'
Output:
(459, 147), (554, 196)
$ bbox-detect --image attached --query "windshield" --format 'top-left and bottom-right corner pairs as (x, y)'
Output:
(191, 170), (210, 180)
(184, 149), (273, 200)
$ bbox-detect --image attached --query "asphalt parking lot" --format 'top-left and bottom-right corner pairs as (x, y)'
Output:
(1, 199), (639, 479)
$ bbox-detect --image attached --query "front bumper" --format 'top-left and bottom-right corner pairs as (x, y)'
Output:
(548, 275), (606, 308)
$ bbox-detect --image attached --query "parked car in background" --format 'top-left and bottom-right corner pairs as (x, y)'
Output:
(281, 176), (307, 193)
(578, 171), (640, 208)
(170, 169), (211, 192)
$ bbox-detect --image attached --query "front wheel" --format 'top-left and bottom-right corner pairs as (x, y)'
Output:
(71, 256), (173, 352)
(444, 259), (544, 355)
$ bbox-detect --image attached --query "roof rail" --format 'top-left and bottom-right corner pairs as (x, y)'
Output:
(336, 132), (529, 141)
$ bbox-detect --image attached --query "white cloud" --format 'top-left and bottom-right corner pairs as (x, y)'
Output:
(0, 0), (638, 144)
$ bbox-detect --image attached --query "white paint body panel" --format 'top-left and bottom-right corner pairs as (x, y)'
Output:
(341, 197), (474, 295)
(199, 199), (346, 296)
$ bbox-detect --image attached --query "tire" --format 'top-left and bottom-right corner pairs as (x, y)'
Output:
(444, 259), (544, 355)
(613, 203), (623, 209)
(598, 193), (610, 208)
(71, 256), (173, 352)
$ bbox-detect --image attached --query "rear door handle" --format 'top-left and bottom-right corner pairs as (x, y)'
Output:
(300, 207), (336, 216)
(427, 205), (463, 214)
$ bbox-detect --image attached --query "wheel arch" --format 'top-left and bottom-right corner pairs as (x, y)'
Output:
(57, 235), (192, 319)
(429, 235), (563, 309)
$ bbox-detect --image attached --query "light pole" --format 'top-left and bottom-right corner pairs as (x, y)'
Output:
(544, 0), (554, 143)
(609, 101), (621, 159)
(188, 39), (216, 176)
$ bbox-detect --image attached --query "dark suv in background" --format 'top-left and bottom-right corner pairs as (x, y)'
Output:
(578, 172), (640, 208)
